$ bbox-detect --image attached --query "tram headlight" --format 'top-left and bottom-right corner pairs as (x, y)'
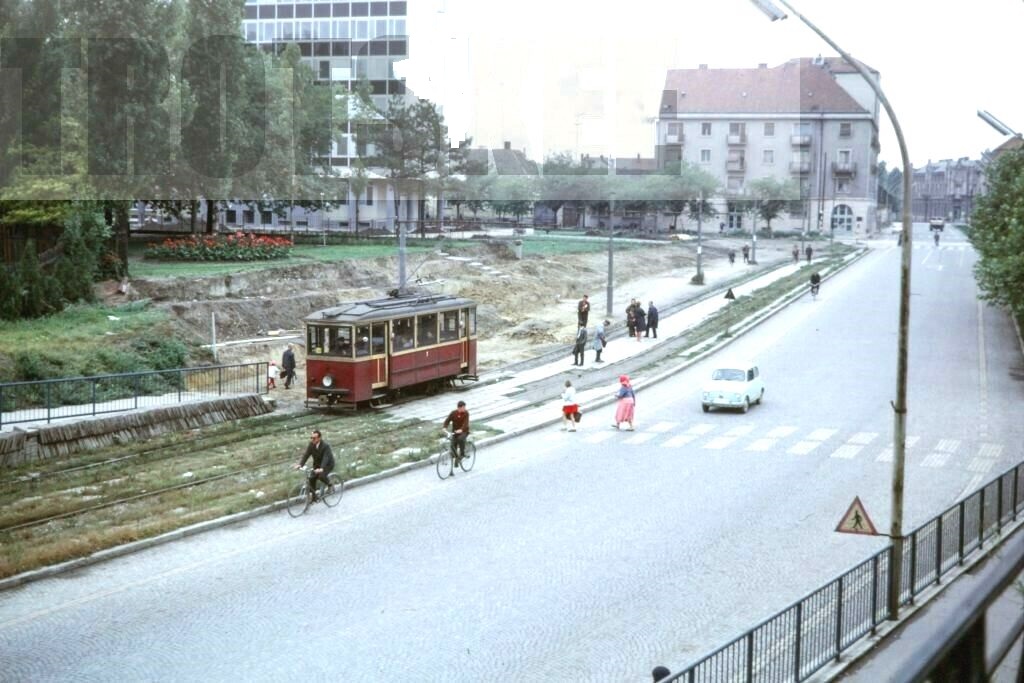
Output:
(322, 374), (334, 388)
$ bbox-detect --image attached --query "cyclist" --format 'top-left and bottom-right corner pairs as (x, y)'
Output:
(295, 429), (335, 501)
(443, 400), (470, 465)
(809, 271), (821, 298)
(933, 230), (940, 246)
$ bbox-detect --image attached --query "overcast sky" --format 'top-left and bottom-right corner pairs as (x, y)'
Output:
(399, 0), (1024, 168)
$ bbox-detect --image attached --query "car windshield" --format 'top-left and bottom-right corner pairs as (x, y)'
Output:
(712, 369), (746, 382)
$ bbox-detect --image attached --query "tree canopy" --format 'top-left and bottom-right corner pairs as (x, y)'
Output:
(969, 149), (1024, 316)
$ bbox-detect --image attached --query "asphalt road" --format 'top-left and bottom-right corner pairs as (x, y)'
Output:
(1, 225), (1021, 682)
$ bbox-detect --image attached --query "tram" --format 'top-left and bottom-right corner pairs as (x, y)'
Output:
(303, 292), (477, 408)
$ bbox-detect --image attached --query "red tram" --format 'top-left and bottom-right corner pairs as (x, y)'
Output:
(303, 293), (477, 408)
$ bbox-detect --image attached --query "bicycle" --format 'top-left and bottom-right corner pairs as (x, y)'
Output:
(810, 282), (820, 301)
(286, 466), (343, 517)
(933, 231), (940, 246)
(436, 432), (476, 480)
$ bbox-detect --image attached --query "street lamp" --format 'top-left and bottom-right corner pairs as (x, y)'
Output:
(750, 0), (914, 622)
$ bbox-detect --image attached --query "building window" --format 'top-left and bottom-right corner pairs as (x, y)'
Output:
(727, 176), (744, 192)
(762, 149), (774, 165)
(729, 122), (745, 136)
(835, 179), (849, 194)
(794, 121), (812, 135)
(261, 211), (273, 224)
(727, 202), (744, 229)
(279, 5), (294, 18)
(243, 210), (255, 224)
(764, 122), (775, 137)
(279, 21), (294, 40)
(295, 4), (313, 19)
(701, 122), (712, 136)
(332, 3), (349, 17)
(319, 61), (330, 79)
(700, 149), (711, 163)
(315, 4), (331, 18)
(225, 209), (237, 224)
(838, 149), (852, 164)
(839, 122), (852, 138)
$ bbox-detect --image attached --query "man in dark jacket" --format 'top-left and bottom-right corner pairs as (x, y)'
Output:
(646, 301), (659, 338)
(443, 401), (471, 463)
(295, 429), (335, 500)
(282, 344), (297, 389)
(577, 294), (590, 327)
(572, 325), (588, 366)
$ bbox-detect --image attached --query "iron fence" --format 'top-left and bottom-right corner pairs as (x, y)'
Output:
(0, 362), (268, 429)
(666, 460), (1024, 683)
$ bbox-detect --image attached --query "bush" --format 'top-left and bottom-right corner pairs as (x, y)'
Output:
(0, 266), (18, 320)
(145, 232), (293, 261)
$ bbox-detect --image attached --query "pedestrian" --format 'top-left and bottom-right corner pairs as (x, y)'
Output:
(792, 244), (800, 262)
(592, 320), (609, 363)
(282, 343), (297, 389)
(561, 380), (579, 432)
(741, 244), (750, 264)
(572, 325), (588, 366)
(719, 221), (725, 234)
(652, 665), (671, 681)
(633, 305), (646, 342)
(645, 301), (659, 339)
(267, 361), (279, 390)
(805, 245), (813, 263)
(577, 294), (590, 327)
(728, 249), (736, 265)
(612, 374), (636, 431)
(625, 300), (637, 338)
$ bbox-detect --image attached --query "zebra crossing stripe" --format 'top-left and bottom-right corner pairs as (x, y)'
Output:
(725, 425), (756, 437)
(767, 426), (799, 438)
(958, 474), (985, 501)
(747, 438), (776, 452)
(922, 452), (951, 468)
(789, 441), (821, 455)
(648, 422), (678, 433)
(907, 436), (921, 448)
(967, 458), (995, 474)
(935, 439), (961, 454)
(664, 434), (699, 448)
(625, 432), (657, 444)
(688, 424), (715, 435)
(876, 448), (893, 462)
(704, 436), (738, 450)
(807, 428), (838, 441)
(830, 445), (863, 460)
(848, 432), (879, 446)
(584, 432), (617, 444)
(978, 443), (1003, 459)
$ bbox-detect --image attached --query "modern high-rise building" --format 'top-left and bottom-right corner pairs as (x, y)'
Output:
(655, 58), (881, 236)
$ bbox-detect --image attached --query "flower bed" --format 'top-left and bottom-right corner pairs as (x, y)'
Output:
(145, 232), (293, 261)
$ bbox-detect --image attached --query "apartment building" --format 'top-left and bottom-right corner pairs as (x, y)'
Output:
(911, 158), (986, 223)
(655, 58), (881, 236)
(234, 0), (415, 230)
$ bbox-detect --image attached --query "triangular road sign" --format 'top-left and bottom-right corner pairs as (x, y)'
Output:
(835, 496), (879, 536)
(724, 288), (736, 301)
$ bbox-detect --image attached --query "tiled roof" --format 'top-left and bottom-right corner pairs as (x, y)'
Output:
(493, 148), (539, 175)
(615, 157), (660, 175)
(661, 59), (869, 116)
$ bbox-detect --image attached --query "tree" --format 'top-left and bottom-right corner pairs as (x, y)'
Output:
(348, 160), (370, 235)
(969, 148), (1024, 316)
(16, 239), (61, 318)
(749, 177), (800, 237)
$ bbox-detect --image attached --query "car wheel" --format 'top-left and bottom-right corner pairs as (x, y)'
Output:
(741, 398), (750, 414)
(702, 404), (710, 413)
(756, 389), (764, 405)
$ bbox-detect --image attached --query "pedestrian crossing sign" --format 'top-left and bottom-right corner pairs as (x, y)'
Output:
(836, 496), (878, 536)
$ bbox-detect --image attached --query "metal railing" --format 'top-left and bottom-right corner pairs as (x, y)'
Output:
(664, 460), (1024, 682)
(0, 362), (268, 429)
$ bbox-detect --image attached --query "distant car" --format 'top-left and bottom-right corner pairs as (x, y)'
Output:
(929, 218), (945, 231)
(701, 362), (765, 413)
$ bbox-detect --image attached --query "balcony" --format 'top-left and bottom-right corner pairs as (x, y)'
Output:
(727, 133), (747, 146)
(789, 161), (811, 174)
(832, 161), (858, 176)
(726, 159), (746, 173)
(665, 133), (684, 145)
(790, 134), (812, 147)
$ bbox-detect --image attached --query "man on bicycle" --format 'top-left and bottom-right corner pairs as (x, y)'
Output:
(443, 400), (470, 464)
(810, 271), (821, 297)
(295, 430), (335, 500)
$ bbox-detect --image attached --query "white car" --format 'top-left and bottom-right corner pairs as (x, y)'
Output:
(701, 362), (765, 413)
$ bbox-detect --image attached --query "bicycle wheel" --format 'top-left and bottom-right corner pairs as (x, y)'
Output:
(286, 482), (310, 517)
(321, 473), (344, 507)
(436, 445), (452, 480)
(459, 442), (477, 472)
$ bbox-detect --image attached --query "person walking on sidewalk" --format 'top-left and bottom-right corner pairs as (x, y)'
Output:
(282, 344), (297, 389)
(742, 244), (750, 264)
(561, 380), (579, 432)
(728, 249), (736, 265)
(577, 294), (590, 327)
(633, 305), (646, 342)
(645, 302), (659, 339)
(792, 244), (800, 263)
(572, 325), (588, 366)
(625, 299), (637, 338)
(592, 320), (609, 363)
(805, 244), (813, 263)
(612, 375), (636, 430)
(267, 361), (279, 390)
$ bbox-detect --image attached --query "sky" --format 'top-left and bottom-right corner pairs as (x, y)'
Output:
(398, 0), (1024, 168)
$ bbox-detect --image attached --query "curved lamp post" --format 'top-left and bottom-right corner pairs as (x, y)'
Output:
(750, 0), (914, 621)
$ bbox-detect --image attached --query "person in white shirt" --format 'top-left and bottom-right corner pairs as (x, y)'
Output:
(561, 380), (579, 432)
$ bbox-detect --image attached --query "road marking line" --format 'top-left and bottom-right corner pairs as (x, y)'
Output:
(746, 438), (776, 452)
(830, 445), (863, 460)
(935, 439), (961, 454)
(789, 441), (821, 455)
(907, 436), (921, 448)
(807, 428), (838, 441)
(625, 432), (657, 444)
(922, 452), (951, 468)
(767, 426), (798, 438)
(687, 424), (715, 435)
(704, 436), (737, 450)
(876, 448), (893, 462)
(583, 432), (617, 444)
(967, 458), (995, 474)
(648, 421), (678, 433)
(958, 474), (985, 500)
(978, 443), (1003, 459)
(725, 425), (755, 437)
(663, 434), (698, 448)
(847, 432), (879, 446)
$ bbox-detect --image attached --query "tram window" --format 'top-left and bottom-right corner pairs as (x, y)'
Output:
(393, 317), (414, 350)
(355, 325), (371, 357)
(417, 313), (437, 347)
(335, 326), (353, 357)
(308, 325), (353, 357)
(371, 323), (387, 355)
(439, 310), (459, 342)
(468, 307), (477, 335)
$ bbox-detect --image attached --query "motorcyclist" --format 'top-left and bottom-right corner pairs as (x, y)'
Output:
(809, 271), (821, 297)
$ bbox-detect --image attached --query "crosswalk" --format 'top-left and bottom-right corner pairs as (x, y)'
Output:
(567, 422), (1010, 476)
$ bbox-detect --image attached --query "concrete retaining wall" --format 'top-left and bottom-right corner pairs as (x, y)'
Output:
(1, 395), (273, 468)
